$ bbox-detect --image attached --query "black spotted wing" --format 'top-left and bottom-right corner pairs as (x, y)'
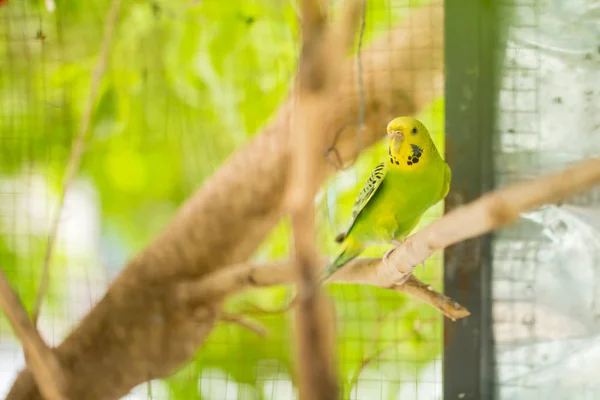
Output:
(335, 162), (387, 243)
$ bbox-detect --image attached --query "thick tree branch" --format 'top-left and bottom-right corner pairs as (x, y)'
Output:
(7, 3), (444, 399)
(289, 1), (363, 399)
(0, 266), (66, 400)
(178, 259), (470, 320)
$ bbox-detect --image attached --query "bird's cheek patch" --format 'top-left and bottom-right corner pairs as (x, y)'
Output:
(406, 144), (423, 166)
(406, 157), (419, 166)
(410, 144), (423, 157)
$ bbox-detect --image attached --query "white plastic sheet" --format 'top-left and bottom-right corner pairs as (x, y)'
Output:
(494, 1), (600, 397)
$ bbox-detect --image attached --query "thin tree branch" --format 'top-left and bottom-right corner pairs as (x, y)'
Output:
(179, 159), (600, 323)
(394, 275), (466, 321)
(376, 157), (600, 286)
(33, 0), (122, 325)
(332, 259), (471, 320)
(289, 1), (363, 399)
(220, 312), (269, 338)
(0, 266), (66, 400)
(177, 259), (470, 321)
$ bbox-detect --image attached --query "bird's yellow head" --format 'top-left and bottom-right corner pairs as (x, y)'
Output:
(386, 116), (440, 169)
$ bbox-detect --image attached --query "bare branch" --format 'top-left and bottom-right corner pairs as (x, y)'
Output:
(289, 1), (363, 398)
(33, 0), (122, 325)
(220, 312), (269, 338)
(179, 161), (600, 322)
(0, 266), (66, 400)
(377, 157), (600, 285)
(395, 276), (468, 320)
(332, 259), (471, 320)
(177, 259), (470, 321)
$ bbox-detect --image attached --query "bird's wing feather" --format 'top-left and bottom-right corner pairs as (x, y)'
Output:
(352, 162), (386, 218)
(335, 162), (387, 243)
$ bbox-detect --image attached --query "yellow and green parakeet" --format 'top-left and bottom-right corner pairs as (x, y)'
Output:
(320, 116), (451, 282)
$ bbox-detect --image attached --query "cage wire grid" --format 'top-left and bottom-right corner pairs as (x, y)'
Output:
(0, 0), (113, 380)
(0, 0), (446, 399)
(492, 0), (600, 399)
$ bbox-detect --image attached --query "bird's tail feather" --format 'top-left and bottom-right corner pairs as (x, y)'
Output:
(318, 238), (363, 284)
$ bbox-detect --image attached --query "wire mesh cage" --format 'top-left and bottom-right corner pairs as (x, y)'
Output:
(492, 0), (600, 399)
(1, 0), (599, 399)
(0, 0), (448, 399)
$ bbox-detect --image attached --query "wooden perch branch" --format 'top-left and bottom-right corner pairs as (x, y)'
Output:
(0, 267), (66, 400)
(289, 1), (363, 398)
(377, 158), (600, 285)
(178, 158), (600, 323)
(178, 258), (470, 320)
(7, 3), (444, 399)
(179, 162), (600, 322)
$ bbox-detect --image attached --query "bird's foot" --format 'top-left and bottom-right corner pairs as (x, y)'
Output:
(383, 247), (395, 264)
(383, 240), (403, 263)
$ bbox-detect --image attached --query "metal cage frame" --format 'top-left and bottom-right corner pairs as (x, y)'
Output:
(443, 0), (505, 398)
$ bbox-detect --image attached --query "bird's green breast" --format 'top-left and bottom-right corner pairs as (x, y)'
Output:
(347, 159), (447, 244)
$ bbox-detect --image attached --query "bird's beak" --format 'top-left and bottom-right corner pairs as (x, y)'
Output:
(389, 129), (404, 155)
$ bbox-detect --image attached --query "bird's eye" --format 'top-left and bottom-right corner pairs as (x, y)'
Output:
(411, 127), (418, 135)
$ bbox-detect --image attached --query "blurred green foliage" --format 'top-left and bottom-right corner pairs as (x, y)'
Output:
(0, 0), (443, 398)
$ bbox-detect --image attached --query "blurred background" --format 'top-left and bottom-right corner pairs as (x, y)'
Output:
(1, 0), (600, 399)
(0, 0), (444, 399)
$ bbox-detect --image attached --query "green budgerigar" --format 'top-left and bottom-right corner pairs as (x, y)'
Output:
(320, 116), (452, 282)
